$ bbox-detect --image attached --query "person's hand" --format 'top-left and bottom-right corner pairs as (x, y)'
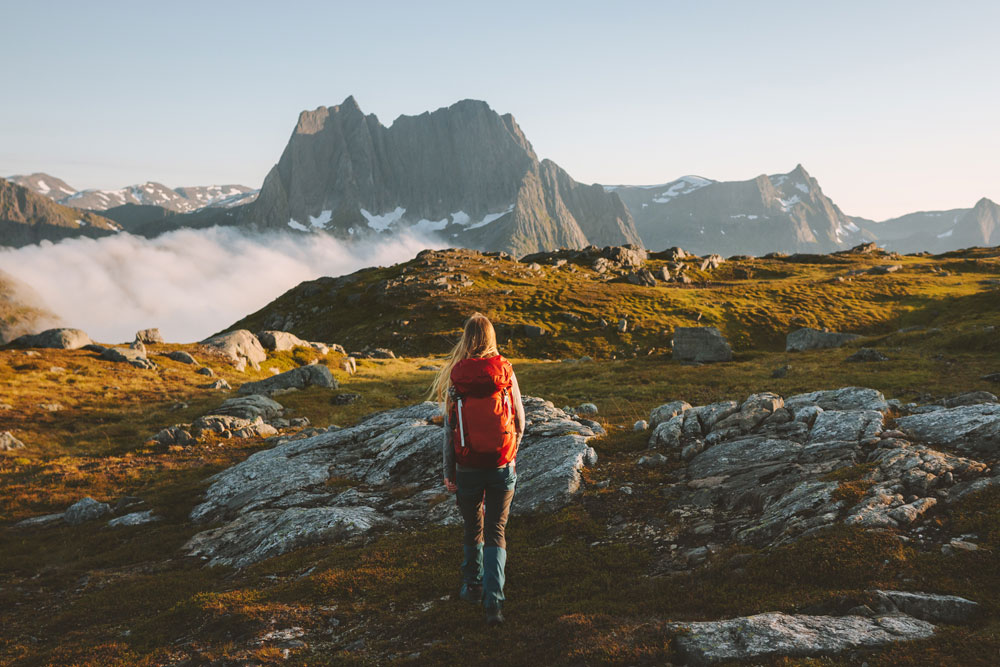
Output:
(444, 477), (457, 493)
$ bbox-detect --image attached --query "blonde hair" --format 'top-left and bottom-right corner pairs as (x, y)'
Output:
(430, 312), (499, 407)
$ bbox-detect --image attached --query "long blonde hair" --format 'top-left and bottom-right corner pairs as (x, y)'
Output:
(430, 312), (499, 407)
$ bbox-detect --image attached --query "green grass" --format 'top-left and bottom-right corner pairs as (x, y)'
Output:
(2, 245), (1000, 664)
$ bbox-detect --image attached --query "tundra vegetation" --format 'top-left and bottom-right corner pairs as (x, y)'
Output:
(1, 244), (999, 665)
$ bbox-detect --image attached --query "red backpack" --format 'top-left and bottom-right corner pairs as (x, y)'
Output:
(449, 355), (518, 467)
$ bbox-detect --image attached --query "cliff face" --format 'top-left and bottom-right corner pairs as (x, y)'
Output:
(248, 97), (641, 256)
(872, 197), (1000, 253)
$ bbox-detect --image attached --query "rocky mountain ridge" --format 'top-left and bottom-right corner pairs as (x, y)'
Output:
(246, 96), (642, 256)
(8, 172), (257, 213)
(0, 177), (122, 248)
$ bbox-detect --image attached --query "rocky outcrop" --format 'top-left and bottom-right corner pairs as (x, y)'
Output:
(646, 387), (998, 553)
(10, 327), (93, 350)
(99, 346), (157, 370)
(166, 350), (199, 365)
(201, 330), (267, 371)
(672, 327), (733, 363)
(786, 327), (861, 352)
(246, 97), (641, 256)
(237, 364), (338, 395)
(671, 612), (935, 665)
(64, 497), (112, 525)
(185, 396), (600, 567)
(135, 328), (164, 344)
(895, 403), (1000, 455)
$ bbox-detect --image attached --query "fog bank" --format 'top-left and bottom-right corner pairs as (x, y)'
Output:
(0, 227), (440, 343)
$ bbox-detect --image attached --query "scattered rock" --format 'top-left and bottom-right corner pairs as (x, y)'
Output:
(201, 330), (267, 372)
(257, 330), (310, 351)
(576, 402), (598, 416)
(649, 401), (692, 429)
(617, 318), (628, 333)
(671, 612), (935, 665)
(0, 431), (25, 451)
(10, 328), (93, 350)
(637, 453), (669, 467)
(14, 512), (64, 528)
(135, 328), (164, 344)
(672, 327), (733, 363)
(699, 254), (724, 271)
(786, 327), (861, 352)
(167, 350), (199, 365)
(981, 372), (1000, 384)
(108, 510), (160, 528)
(151, 426), (196, 447)
(772, 364), (791, 378)
(332, 393), (362, 405)
(846, 348), (890, 363)
(237, 365), (338, 396)
(340, 357), (358, 374)
(868, 264), (903, 275)
(523, 325), (548, 337)
(196, 366), (215, 377)
(202, 379), (232, 391)
(64, 497), (112, 525)
(101, 346), (157, 370)
(633, 420), (648, 432)
(625, 268), (656, 286)
(37, 402), (64, 412)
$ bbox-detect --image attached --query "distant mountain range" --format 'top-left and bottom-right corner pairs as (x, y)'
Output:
(3, 97), (997, 255)
(0, 178), (121, 247)
(8, 173), (257, 213)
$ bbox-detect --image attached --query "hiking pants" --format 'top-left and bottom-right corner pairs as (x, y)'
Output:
(456, 463), (516, 609)
(456, 463), (517, 549)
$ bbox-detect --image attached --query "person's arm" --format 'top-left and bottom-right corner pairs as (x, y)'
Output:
(511, 371), (525, 443)
(442, 407), (457, 492)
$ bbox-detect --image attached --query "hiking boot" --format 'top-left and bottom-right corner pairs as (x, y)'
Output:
(459, 582), (482, 602)
(485, 606), (505, 626)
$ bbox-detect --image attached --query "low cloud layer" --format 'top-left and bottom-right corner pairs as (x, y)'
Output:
(0, 227), (440, 343)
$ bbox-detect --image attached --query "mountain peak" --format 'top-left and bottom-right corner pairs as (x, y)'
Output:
(973, 196), (998, 210)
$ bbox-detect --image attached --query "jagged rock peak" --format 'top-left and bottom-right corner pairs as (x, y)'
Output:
(249, 96), (640, 255)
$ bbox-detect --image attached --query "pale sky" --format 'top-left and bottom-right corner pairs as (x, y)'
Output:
(2, 0), (997, 220)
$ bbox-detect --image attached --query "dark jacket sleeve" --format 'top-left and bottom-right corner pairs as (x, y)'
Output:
(442, 407), (456, 481)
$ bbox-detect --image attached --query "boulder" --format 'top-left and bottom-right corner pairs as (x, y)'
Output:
(868, 264), (903, 275)
(100, 346), (157, 370)
(237, 364), (338, 396)
(576, 402), (598, 416)
(870, 590), (979, 624)
(784, 387), (888, 413)
(135, 328), (164, 344)
(786, 327), (861, 352)
(201, 330), (267, 372)
(11, 328), (92, 350)
(202, 378), (232, 391)
(0, 431), (25, 451)
(649, 400), (692, 428)
(625, 268), (656, 286)
(196, 366), (215, 376)
(672, 327), (733, 363)
(340, 357), (357, 374)
(943, 391), (997, 407)
(64, 497), (112, 525)
(523, 325), (548, 338)
(895, 404), (1000, 455)
(185, 396), (600, 567)
(671, 612), (935, 665)
(699, 254), (724, 271)
(166, 350), (199, 365)
(257, 330), (310, 352)
(211, 394), (285, 421)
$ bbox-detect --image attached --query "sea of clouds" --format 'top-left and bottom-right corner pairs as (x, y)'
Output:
(0, 227), (441, 343)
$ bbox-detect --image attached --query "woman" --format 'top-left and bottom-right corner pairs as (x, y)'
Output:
(431, 313), (525, 626)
